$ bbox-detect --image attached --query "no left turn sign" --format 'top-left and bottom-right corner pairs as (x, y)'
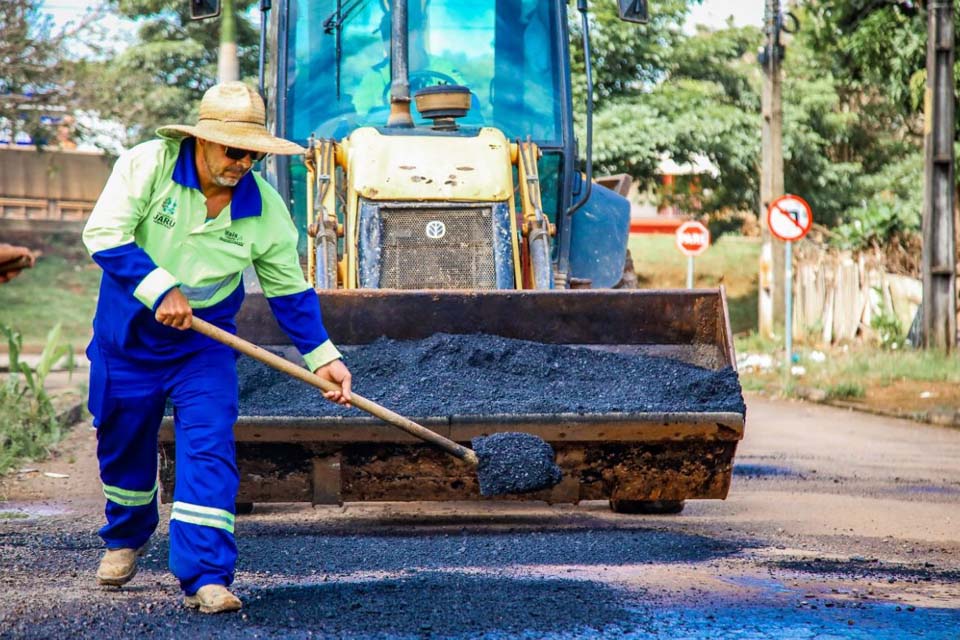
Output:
(767, 194), (812, 242)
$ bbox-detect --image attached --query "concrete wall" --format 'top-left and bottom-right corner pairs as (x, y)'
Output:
(0, 146), (113, 233)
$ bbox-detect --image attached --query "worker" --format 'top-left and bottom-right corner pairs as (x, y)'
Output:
(0, 243), (36, 284)
(81, 82), (352, 614)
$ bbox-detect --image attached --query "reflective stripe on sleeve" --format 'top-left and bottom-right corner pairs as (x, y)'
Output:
(179, 273), (240, 304)
(171, 501), (235, 534)
(102, 482), (157, 507)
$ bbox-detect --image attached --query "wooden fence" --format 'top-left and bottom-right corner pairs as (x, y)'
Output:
(793, 246), (921, 345)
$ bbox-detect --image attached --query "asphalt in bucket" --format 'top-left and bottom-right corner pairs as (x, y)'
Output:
(471, 432), (564, 496)
(236, 333), (745, 419)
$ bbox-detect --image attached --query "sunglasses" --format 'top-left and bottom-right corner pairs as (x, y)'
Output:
(223, 146), (267, 162)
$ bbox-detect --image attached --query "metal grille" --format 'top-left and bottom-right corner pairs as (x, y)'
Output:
(379, 206), (497, 289)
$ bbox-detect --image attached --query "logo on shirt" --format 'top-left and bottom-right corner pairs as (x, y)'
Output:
(152, 197), (177, 228)
(161, 197), (177, 216)
(220, 230), (245, 247)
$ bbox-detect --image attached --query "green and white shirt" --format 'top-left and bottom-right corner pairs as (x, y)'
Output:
(83, 137), (340, 369)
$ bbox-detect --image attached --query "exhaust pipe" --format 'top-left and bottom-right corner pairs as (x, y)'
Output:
(387, 0), (414, 127)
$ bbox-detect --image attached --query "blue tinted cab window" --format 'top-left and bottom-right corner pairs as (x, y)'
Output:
(286, 0), (563, 144)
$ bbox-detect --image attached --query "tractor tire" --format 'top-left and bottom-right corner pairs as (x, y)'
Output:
(614, 249), (638, 289)
(609, 499), (685, 515)
(235, 502), (255, 515)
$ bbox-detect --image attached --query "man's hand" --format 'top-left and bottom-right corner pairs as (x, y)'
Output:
(0, 244), (36, 284)
(155, 288), (193, 330)
(314, 359), (352, 406)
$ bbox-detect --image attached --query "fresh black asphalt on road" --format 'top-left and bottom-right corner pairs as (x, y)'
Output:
(1, 514), (957, 639)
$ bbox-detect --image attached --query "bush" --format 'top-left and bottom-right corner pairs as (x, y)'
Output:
(0, 323), (74, 475)
(871, 307), (906, 350)
(831, 198), (919, 252)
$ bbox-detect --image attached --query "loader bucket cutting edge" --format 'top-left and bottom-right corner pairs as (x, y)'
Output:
(158, 288), (744, 508)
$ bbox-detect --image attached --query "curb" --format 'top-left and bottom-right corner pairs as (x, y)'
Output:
(790, 387), (960, 429)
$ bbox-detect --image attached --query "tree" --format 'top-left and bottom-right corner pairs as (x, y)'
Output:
(576, 12), (766, 216)
(0, 0), (99, 146)
(790, 1), (935, 239)
(803, 0), (931, 122)
(577, 1), (933, 235)
(569, 0), (694, 104)
(78, 0), (259, 146)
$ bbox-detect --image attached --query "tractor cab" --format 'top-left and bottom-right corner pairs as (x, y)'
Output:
(271, 0), (579, 288)
(285, 0), (565, 144)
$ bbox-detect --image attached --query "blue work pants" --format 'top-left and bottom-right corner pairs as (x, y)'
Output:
(87, 339), (240, 595)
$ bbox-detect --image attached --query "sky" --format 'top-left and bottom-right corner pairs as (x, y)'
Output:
(686, 1), (765, 32)
(42, 0), (767, 36)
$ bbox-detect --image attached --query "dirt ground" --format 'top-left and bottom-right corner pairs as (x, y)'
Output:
(2, 393), (959, 639)
(846, 379), (960, 418)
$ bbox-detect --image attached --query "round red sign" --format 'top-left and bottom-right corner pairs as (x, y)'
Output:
(767, 194), (813, 242)
(675, 221), (710, 257)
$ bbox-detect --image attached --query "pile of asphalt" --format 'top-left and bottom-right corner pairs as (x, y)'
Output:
(471, 432), (564, 496)
(236, 333), (745, 419)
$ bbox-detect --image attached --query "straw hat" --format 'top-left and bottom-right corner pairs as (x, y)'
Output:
(157, 82), (305, 155)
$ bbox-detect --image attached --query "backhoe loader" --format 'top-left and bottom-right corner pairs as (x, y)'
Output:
(161, 0), (744, 514)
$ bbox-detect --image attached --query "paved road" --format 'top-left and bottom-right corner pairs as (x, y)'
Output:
(1, 395), (959, 639)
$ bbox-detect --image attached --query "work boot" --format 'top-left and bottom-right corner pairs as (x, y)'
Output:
(96, 544), (148, 587)
(183, 584), (243, 614)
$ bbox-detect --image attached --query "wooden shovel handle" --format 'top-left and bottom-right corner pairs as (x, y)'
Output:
(190, 316), (478, 465)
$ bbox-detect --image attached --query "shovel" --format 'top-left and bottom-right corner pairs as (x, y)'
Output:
(190, 316), (562, 496)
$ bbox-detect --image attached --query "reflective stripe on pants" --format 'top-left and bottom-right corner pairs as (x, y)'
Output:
(87, 339), (239, 593)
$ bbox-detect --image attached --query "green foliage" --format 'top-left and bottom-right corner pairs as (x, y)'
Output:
(870, 304), (907, 351)
(575, 0), (936, 241)
(578, 15), (765, 215)
(803, 0), (932, 120)
(569, 0), (694, 104)
(782, 63), (863, 225)
(0, 0), (98, 145)
(78, 0), (260, 146)
(649, 76), (761, 212)
(0, 324), (74, 476)
(831, 198), (919, 251)
(831, 149), (922, 250)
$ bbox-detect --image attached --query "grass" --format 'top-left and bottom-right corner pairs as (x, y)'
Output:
(629, 233), (760, 334)
(812, 347), (960, 387)
(824, 382), (867, 400)
(0, 250), (100, 351)
(735, 334), (960, 405)
(0, 323), (74, 476)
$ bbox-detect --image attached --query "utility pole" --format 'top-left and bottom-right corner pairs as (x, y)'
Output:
(218, 0), (240, 83)
(759, 0), (785, 337)
(921, 0), (956, 350)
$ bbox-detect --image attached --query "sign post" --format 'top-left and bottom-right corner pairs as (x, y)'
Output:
(675, 221), (710, 288)
(766, 194), (813, 374)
